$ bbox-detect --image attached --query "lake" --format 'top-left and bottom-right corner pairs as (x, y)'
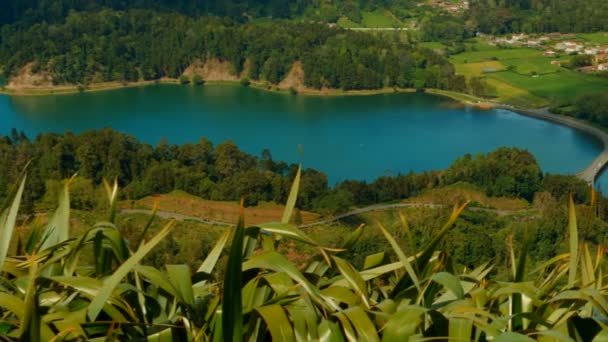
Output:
(0, 84), (605, 190)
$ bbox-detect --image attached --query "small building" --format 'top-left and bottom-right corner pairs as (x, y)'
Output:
(550, 60), (561, 66)
(577, 66), (596, 73)
(544, 50), (556, 57)
(527, 40), (539, 47)
(584, 47), (599, 55)
(599, 63), (608, 71)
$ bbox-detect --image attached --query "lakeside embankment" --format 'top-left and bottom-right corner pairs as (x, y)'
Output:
(0, 78), (420, 97)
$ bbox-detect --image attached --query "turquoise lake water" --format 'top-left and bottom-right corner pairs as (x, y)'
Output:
(0, 84), (605, 190)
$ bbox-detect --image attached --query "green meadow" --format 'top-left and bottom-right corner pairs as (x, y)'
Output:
(450, 44), (608, 107)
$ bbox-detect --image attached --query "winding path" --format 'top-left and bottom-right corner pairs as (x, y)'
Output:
(500, 106), (608, 184)
(120, 203), (534, 229)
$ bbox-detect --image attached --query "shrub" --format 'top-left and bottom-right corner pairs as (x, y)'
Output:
(192, 74), (204, 86)
(240, 77), (251, 87)
(288, 86), (298, 95)
(179, 75), (190, 85)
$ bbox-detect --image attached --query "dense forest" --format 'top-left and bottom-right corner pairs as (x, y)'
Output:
(0, 129), (596, 218)
(467, 0), (608, 34)
(0, 8), (465, 92)
(0, 0), (420, 25)
(566, 92), (608, 128)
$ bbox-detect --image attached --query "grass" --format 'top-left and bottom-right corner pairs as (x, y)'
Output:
(489, 69), (608, 104)
(450, 45), (608, 108)
(419, 41), (447, 51)
(463, 38), (500, 52)
(454, 61), (506, 78)
(405, 181), (531, 211)
(450, 48), (543, 64)
(578, 32), (608, 44)
(361, 9), (401, 28)
(337, 16), (361, 28)
(483, 77), (547, 107)
(120, 190), (321, 225)
(500, 57), (564, 75)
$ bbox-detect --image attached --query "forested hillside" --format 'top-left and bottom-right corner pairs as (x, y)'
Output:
(0, 0), (418, 25)
(468, 0), (608, 33)
(0, 9), (464, 91)
(0, 129), (595, 220)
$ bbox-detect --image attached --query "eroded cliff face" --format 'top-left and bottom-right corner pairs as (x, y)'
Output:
(6, 62), (54, 89)
(278, 61), (305, 91)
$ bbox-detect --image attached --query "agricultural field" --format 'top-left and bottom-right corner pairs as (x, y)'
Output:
(336, 16), (361, 28)
(450, 48), (543, 64)
(453, 60), (505, 78)
(360, 9), (402, 28)
(578, 32), (608, 44)
(450, 45), (608, 107)
(121, 190), (321, 225)
(419, 41), (447, 51)
(490, 69), (608, 105)
(500, 56), (568, 75)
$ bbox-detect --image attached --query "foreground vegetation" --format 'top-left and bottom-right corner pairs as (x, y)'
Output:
(1, 164), (608, 341)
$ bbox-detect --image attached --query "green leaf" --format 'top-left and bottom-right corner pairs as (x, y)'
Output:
(166, 264), (195, 307)
(40, 177), (72, 251)
(243, 251), (340, 311)
(87, 221), (174, 321)
(392, 201), (469, 297)
(147, 328), (174, 341)
(342, 307), (380, 342)
(197, 230), (230, 275)
(494, 332), (535, 342)
(432, 272), (464, 300)
(282, 164), (301, 224)
(257, 222), (319, 246)
(256, 305), (295, 342)
(222, 215), (245, 342)
(449, 318), (473, 342)
(103, 178), (119, 223)
(340, 224), (364, 251)
(318, 320), (345, 342)
(568, 194), (579, 287)
(332, 256), (370, 308)
(381, 306), (427, 341)
(376, 222), (421, 294)
(0, 175), (25, 271)
(593, 329), (608, 342)
(0, 292), (25, 320)
(134, 265), (180, 299)
(363, 252), (385, 270)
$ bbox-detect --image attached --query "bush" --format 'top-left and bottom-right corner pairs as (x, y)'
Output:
(240, 77), (251, 87)
(288, 86), (298, 95)
(179, 75), (190, 85)
(192, 74), (205, 86)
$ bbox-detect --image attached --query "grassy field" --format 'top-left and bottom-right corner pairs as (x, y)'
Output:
(578, 32), (608, 44)
(419, 41), (447, 51)
(490, 69), (608, 104)
(500, 56), (565, 75)
(361, 9), (401, 28)
(405, 182), (531, 211)
(484, 77), (547, 107)
(450, 44), (608, 107)
(120, 190), (321, 225)
(336, 16), (361, 28)
(454, 60), (505, 78)
(451, 48), (543, 64)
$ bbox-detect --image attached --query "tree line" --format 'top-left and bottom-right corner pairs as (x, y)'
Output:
(0, 8), (466, 92)
(467, 0), (608, 34)
(0, 129), (591, 216)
